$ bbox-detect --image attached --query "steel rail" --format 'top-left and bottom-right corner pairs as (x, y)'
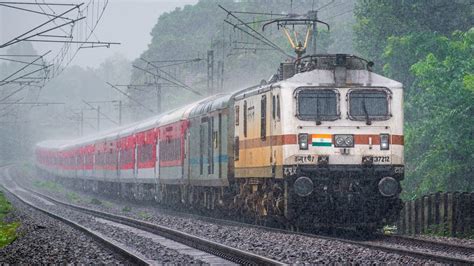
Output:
(179, 213), (474, 264)
(21, 185), (285, 266)
(13, 167), (472, 265)
(0, 184), (150, 265)
(183, 213), (474, 265)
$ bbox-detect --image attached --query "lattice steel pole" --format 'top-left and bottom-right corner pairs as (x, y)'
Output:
(207, 50), (214, 95)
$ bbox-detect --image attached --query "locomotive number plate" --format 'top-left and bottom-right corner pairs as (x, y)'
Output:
(373, 156), (390, 163)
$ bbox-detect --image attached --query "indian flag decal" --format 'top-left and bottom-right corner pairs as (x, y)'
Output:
(312, 134), (332, 147)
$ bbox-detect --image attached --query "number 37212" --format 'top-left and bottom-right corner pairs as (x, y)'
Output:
(373, 156), (390, 163)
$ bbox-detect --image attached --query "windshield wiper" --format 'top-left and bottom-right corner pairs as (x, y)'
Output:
(315, 98), (322, 125)
(362, 98), (372, 125)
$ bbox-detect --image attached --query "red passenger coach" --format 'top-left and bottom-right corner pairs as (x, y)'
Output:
(119, 134), (135, 170)
(158, 121), (187, 168)
(136, 129), (156, 169)
(84, 145), (94, 171)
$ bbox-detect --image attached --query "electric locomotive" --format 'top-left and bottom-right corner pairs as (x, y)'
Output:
(35, 12), (404, 231)
(233, 54), (403, 230)
(35, 53), (403, 231)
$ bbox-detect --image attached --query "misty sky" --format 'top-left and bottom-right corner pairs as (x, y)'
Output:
(0, 0), (199, 68)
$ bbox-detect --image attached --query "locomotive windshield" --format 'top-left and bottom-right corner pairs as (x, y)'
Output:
(349, 90), (389, 120)
(297, 89), (338, 121)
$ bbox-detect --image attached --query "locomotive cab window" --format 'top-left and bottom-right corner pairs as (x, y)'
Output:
(296, 89), (339, 121)
(349, 89), (390, 121)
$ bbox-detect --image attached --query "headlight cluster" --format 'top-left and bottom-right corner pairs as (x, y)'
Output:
(380, 134), (390, 150)
(334, 134), (354, 148)
(298, 133), (309, 150)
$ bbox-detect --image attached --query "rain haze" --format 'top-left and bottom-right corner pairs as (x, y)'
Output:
(0, 0), (472, 264)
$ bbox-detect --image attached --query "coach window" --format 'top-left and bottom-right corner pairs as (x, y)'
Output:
(261, 95), (267, 140)
(243, 101), (247, 138)
(199, 124), (205, 175)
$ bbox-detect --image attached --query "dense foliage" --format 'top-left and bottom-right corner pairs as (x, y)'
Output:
(354, 0), (473, 198)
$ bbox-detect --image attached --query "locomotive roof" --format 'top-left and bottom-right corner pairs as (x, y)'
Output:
(189, 93), (232, 118)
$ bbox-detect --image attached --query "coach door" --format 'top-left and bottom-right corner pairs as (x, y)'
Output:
(134, 140), (138, 178)
(199, 117), (209, 177)
(155, 135), (160, 180)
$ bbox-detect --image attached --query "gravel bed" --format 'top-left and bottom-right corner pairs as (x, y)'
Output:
(0, 189), (129, 264)
(15, 174), (439, 264)
(9, 187), (205, 265)
(372, 237), (474, 261)
(414, 235), (474, 248)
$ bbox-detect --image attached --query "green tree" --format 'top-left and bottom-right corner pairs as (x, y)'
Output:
(403, 29), (474, 197)
(354, 0), (473, 197)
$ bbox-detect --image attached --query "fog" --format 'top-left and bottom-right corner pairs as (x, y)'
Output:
(1, 0), (199, 68)
(1, 0), (357, 154)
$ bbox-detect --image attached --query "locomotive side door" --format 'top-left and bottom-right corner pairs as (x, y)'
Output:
(270, 92), (281, 177)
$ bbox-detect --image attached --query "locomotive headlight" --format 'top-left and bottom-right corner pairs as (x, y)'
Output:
(334, 134), (354, 148)
(294, 176), (313, 197)
(380, 134), (390, 150)
(298, 133), (309, 150)
(378, 176), (399, 197)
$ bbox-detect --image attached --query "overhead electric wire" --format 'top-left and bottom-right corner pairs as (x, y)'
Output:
(0, 4), (83, 48)
(82, 100), (118, 125)
(225, 10), (287, 16)
(0, 50), (51, 83)
(223, 19), (292, 58)
(0, 2), (72, 19)
(319, 8), (354, 21)
(106, 82), (155, 114)
(136, 60), (203, 96)
(0, 64), (52, 87)
(219, 4), (294, 59)
(0, 2), (77, 6)
(317, 0), (335, 11)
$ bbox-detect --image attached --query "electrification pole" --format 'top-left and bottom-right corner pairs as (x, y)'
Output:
(217, 60), (224, 91)
(118, 100), (122, 126)
(156, 83), (162, 114)
(207, 50), (214, 95)
(80, 110), (84, 136)
(97, 105), (100, 132)
(309, 10), (318, 54)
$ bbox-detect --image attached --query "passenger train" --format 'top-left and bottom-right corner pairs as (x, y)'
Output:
(36, 54), (404, 230)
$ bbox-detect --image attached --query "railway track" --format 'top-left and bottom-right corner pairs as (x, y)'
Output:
(0, 184), (150, 265)
(6, 166), (473, 264)
(2, 175), (285, 265)
(186, 212), (474, 265)
(20, 185), (474, 265)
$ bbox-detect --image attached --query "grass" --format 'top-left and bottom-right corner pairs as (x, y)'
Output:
(122, 206), (132, 212)
(66, 192), (81, 203)
(0, 191), (19, 248)
(32, 180), (63, 192)
(90, 198), (102, 205)
(102, 201), (114, 208)
(0, 191), (12, 220)
(137, 211), (150, 219)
